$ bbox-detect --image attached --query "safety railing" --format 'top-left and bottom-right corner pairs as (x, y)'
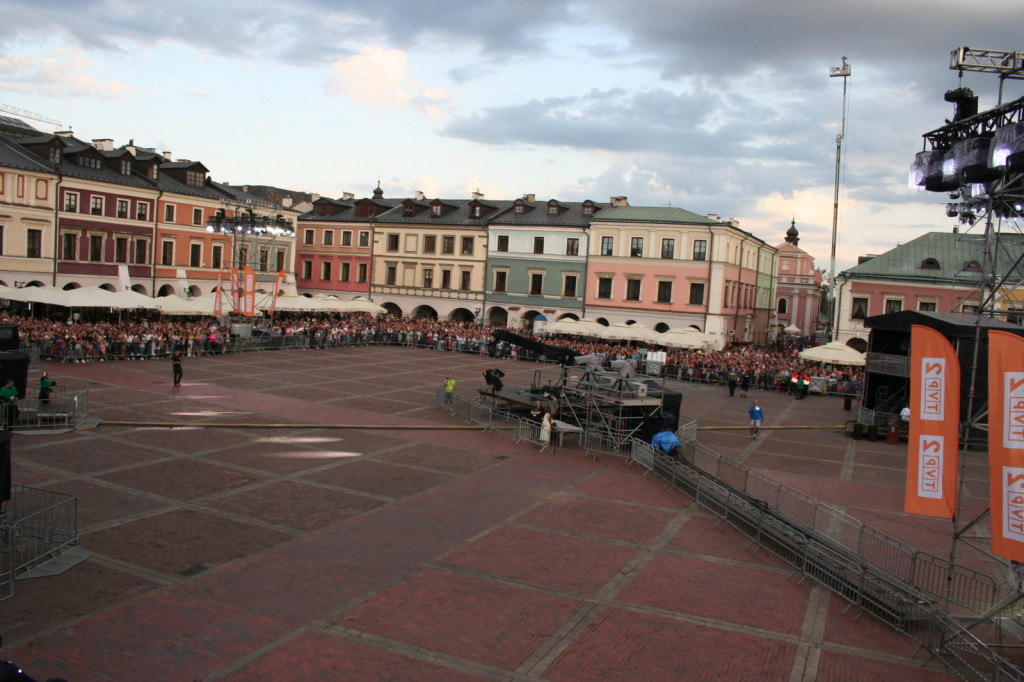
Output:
(1, 484), (79, 602)
(0, 384), (89, 432)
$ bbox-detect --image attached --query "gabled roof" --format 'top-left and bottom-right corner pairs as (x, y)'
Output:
(839, 231), (1024, 283)
(590, 206), (716, 225)
(0, 135), (53, 173)
(377, 198), (516, 225)
(489, 199), (605, 228)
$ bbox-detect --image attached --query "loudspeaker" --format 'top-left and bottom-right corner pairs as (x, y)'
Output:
(0, 325), (19, 352)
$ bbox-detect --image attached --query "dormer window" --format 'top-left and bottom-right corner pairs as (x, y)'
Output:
(149, 165), (159, 180)
(78, 156), (101, 170)
(431, 204), (442, 217)
(185, 170), (205, 187)
(403, 203), (414, 217)
(49, 147), (61, 164)
(963, 260), (981, 272)
(514, 202), (525, 215)
(920, 258), (940, 269)
(546, 200), (561, 216)
(582, 201), (594, 216)
(120, 159), (132, 176)
(470, 205), (481, 218)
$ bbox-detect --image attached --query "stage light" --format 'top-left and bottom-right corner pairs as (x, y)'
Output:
(990, 122), (1024, 170)
(950, 136), (997, 183)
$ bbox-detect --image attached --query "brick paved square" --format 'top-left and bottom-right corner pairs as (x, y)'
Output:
(440, 525), (640, 594)
(569, 470), (692, 509)
(618, 553), (811, 635)
(40, 478), (168, 529)
(665, 514), (789, 569)
(516, 494), (677, 544)
(203, 435), (367, 475)
(201, 479), (384, 531)
(822, 593), (922, 656)
(743, 451), (844, 478)
(15, 433), (168, 475)
(544, 606), (798, 681)
(97, 457), (268, 501)
(337, 567), (582, 669)
(378, 442), (507, 474)
(220, 630), (489, 681)
(110, 425), (253, 454)
(302, 458), (455, 499)
(816, 649), (955, 681)
(82, 508), (292, 576)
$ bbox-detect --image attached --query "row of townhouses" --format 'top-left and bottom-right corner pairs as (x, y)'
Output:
(0, 117), (826, 349)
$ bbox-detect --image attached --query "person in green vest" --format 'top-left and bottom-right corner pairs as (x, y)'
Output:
(1, 378), (19, 428)
(38, 372), (56, 404)
(442, 372), (456, 414)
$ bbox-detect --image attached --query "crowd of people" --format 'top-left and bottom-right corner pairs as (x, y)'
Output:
(0, 311), (863, 394)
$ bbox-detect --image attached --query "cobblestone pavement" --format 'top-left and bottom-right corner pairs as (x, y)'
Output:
(0, 346), (966, 680)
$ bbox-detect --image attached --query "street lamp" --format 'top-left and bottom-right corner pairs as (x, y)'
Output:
(828, 56), (851, 342)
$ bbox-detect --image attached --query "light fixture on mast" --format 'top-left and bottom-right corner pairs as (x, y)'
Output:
(828, 56), (851, 342)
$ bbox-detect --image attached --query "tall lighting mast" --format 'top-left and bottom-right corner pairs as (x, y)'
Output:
(828, 56), (851, 341)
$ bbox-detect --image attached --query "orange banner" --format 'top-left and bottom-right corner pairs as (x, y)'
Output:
(213, 273), (223, 316)
(242, 267), (256, 317)
(988, 330), (1024, 561)
(904, 324), (960, 518)
(230, 268), (240, 313)
(270, 270), (285, 316)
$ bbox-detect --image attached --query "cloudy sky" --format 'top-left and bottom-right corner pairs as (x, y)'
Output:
(0, 0), (1021, 271)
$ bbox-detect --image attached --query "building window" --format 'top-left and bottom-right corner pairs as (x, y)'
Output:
(496, 235), (509, 252)
(918, 301), (937, 312)
(321, 261), (332, 280)
(630, 237), (643, 257)
(689, 282), (705, 305)
(136, 202), (149, 221)
(423, 268), (433, 288)
(120, 159), (132, 175)
(600, 236), (613, 256)
(164, 204), (175, 222)
(547, 204), (559, 216)
(423, 235), (436, 253)
(530, 273), (543, 296)
(693, 239), (707, 261)
(189, 243), (201, 267)
(359, 231), (369, 247)
(597, 276), (612, 299)
(920, 258), (940, 269)
(26, 229), (41, 258)
(115, 237), (128, 263)
(470, 205), (481, 218)
(386, 266), (397, 286)
(582, 203), (594, 216)
(62, 233), (78, 260)
(357, 263), (367, 282)
(193, 208), (203, 225)
(116, 199), (128, 219)
(851, 297), (869, 320)
(212, 244), (222, 269)
(625, 278), (641, 300)
(64, 192), (78, 212)
(661, 238), (675, 259)
(89, 235), (103, 261)
(89, 196), (103, 216)
(431, 204), (442, 217)
(134, 239), (148, 264)
(657, 280), (672, 303)
(514, 203), (525, 215)
(341, 262), (351, 282)
(387, 234), (400, 252)
(461, 236), (474, 255)
(304, 229), (315, 245)
(533, 236), (545, 254)
(341, 231), (352, 246)
(566, 238), (579, 256)
(885, 299), (903, 314)
(48, 147), (61, 164)
(161, 241), (174, 266)
(259, 249), (269, 271)
(442, 236), (455, 254)
(323, 230), (334, 246)
(276, 250), (285, 272)
(563, 275), (577, 298)
(185, 170), (204, 187)
(460, 270), (471, 290)
(440, 270), (451, 289)
(777, 298), (788, 314)
(494, 271), (507, 293)
(301, 261), (312, 279)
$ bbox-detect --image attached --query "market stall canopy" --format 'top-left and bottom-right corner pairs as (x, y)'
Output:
(542, 319), (582, 335)
(596, 322), (658, 342)
(797, 340), (866, 366)
(1, 285), (158, 309)
(153, 294), (210, 316)
(783, 324), (802, 334)
(653, 328), (714, 349)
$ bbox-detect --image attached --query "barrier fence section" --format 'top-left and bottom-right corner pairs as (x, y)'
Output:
(0, 484), (79, 602)
(0, 384), (89, 432)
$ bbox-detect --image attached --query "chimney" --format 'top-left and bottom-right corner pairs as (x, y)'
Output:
(281, 197), (293, 208)
(54, 130), (74, 137)
(471, 189), (484, 200)
(415, 190), (426, 201)
(523, 193), (535, 203)
(311, 193), (320, 202)
(610, 196), (629, 207)
(707, 213), (721, 221)
(91, 138), (114, 152)
(125, 139), (136, 156)
(727, 217), (740, 227)
(162, 151), (172, 160)
(342, 192), (355, 201)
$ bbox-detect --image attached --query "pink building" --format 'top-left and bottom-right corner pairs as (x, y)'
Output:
(774, 221), (822, 338)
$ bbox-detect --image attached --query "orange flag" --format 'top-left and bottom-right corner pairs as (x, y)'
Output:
(242, 266), (256, 317)
(230, 267), (240, 313)
(988, 330), (1024, 561)
(904, 325), (960, 518)
(270, 270), (285, 316)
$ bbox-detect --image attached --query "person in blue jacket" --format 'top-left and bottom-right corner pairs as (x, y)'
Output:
(748, 400), (765, 440)
(651, 426), (682, 458)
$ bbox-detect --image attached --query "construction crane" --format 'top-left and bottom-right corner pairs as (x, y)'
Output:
(0, 103), (62, 128)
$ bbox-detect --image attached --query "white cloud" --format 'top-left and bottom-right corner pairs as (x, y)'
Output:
(0, 49), (134, 100)
(327, 46), (454, 118)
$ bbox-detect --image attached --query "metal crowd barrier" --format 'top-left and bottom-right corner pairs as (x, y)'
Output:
(1, 384), (89, 432)
(1, 484), (79, 601)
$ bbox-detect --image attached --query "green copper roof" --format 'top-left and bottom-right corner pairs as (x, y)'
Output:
(590, 206), (717, 225)
(840, 231), (1024, 283)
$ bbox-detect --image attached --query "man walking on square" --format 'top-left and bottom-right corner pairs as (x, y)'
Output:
(748, 400), (765, 440)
